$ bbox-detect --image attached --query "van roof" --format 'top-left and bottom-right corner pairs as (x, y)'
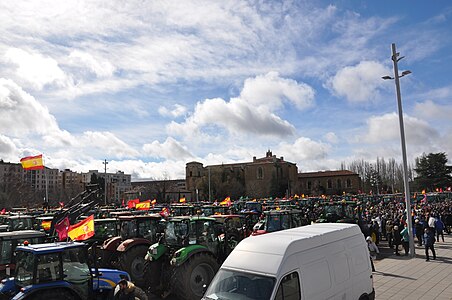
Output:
(222, 223), (362, 276)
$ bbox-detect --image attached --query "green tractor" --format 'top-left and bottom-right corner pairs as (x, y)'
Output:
(144, 216), (232, 300)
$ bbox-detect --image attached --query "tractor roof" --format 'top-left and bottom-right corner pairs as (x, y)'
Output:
(169, 216), (216, 222)
(16, 241), (86, 254)
(0, 230), (46, 239)
(118, 213), (162, 220)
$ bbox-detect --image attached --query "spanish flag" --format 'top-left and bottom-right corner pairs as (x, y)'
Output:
(68, 215), (95, 241)
(20, 154), (44, 170)
(136, 200), (151, 210)
(179, 197), (186, 203)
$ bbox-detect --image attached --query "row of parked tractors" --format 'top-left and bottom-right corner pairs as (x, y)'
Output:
(0, 185), (374, 300)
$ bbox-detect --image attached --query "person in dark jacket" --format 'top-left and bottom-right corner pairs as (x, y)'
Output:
(423, 227), (436, 261)
(393, 225), (402, 256)
(115, 279), (148, 300)
(415, 219), (424, 246)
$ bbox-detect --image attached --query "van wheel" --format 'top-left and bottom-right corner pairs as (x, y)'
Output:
(359, 294), (369, 300)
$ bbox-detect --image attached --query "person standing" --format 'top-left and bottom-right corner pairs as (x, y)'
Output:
(423, 227), (436, 261)
(115, 279), (136, 300)
(386, 220), (393, 248)
(400, 225), (410, 256)
(435, 216), (445, 242)
(415, 219), (424, 246)
(366, 236), (380, 272)
(393, 225), (401, 256)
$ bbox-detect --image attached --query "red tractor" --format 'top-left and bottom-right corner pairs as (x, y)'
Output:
(99, 214), (163, 287)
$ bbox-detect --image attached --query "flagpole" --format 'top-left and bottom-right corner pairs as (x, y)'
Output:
(44, 156), (49, 209)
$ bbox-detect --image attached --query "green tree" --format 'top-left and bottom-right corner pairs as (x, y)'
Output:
(414, 152), (452, 191)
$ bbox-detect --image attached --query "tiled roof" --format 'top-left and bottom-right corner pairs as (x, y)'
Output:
(298, 170), (357, 178)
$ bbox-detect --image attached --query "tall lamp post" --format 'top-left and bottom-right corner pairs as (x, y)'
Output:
(103, 159), (108, 206)
(382, 43), (415, 258)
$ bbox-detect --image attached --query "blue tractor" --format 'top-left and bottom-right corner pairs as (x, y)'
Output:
(0, 241), (148, 300)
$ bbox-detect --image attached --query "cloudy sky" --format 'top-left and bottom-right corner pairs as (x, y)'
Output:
(1, 1), (451, 180)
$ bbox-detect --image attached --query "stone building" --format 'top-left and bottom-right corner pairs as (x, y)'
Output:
(186, 150), (298, 200)
(297, 170), (361, 196)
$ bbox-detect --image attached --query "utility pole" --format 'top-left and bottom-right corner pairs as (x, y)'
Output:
(208, 166), (211, 202)
(103, 159), (108, 206)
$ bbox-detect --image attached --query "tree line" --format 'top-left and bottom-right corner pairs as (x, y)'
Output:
(341, 152), (452, 194)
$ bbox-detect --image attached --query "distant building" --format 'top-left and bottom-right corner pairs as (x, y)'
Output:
(297, 170), (361, 196)
(130, 179), (189, 203)
(186, 150), (298, 200)
(81, 170), (132, 204)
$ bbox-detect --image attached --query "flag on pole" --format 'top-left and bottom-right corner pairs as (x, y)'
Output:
(220, 196), (232, 206)
(179, 197), (186, 203)
(20, 154), (44, 170)
(136, 200), (151, 210)
(68, 215), (95, 241)
(55, 217), (70, 241)
(127, 199), (140, 209)
(160, 207), (170, 218)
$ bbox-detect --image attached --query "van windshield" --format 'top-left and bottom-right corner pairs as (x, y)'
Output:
(204, 269), (275, 300)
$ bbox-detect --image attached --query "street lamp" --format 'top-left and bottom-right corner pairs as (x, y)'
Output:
(103, 159), (108, 206)
(382, 43), (415, 258)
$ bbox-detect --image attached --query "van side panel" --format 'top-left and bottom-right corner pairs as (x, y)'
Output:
(348, 235), (373, 298)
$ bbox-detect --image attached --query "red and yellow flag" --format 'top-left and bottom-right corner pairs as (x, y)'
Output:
(41, 221), (51, 231)
(136, 200), (151, 210)
(179, 197), (186, 203)
(68, 215), (95, 241)
(20, 154), (44, 170)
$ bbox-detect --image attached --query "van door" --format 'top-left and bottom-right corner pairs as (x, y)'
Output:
(274, 271), (301, 300)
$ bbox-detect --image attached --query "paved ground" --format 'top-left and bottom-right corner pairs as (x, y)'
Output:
(373, 233), (452, 300)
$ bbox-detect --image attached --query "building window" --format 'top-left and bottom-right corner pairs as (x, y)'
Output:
(337, 179), (342, 189)
(198, 171), (201, 177)
(189, 171), (192, 177)
(307, 181), (311, 189)
(257, 167), (263, 179)
(327, 179), (332, 189)
(346, 179), (352, 188)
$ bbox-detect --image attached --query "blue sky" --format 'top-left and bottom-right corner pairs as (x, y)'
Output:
(1, 0), (451, 180)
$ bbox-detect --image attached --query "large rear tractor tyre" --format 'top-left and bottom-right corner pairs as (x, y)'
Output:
(173, 253), (219, 300)
(119, 245), (149, 287)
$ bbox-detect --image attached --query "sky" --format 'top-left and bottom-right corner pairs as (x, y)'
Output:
(1, 0), (451, 181)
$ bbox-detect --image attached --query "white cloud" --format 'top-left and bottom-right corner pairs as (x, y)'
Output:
(324, 132), (338, 144)
(413, 100), (452, 120)
(327, 61), (390, 103)
(158, 104), (187, 118)
(67, 50), (116, 78)
(362, 113), (439, 144)
(4, 48), (70, 90)
(143, 137), (194, 161)
(277, 137), (331, 161)
(0, 78), (73, 146)
(168, 72), (314, 140)
(80, 131), (140, 159)
(0, 135), (18, 160)
(240, 72), (315, 111)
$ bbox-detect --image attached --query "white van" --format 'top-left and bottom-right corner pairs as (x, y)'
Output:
(203, 223), (375, 300)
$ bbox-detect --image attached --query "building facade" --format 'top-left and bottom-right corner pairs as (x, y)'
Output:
(129, 179), (190, 203)
(297, 170), (362, 196)
(186, 151), (298, 200)
(82, 170), (132, 204)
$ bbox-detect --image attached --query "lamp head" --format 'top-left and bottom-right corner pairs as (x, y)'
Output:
(381, 76), (393, 80)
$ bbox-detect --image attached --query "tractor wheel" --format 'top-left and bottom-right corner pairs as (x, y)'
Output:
(173, 253), (219, 300)
(119, 245), (149, 287)
(24, 289), (79, 300)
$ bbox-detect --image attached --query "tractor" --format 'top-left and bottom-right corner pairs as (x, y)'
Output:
(252, 209), (309, 236)
(144, 216), (234, 300)
(0, 241), (147, 300)
(0, 230), (46, 280)
(99, 214), (162, 287)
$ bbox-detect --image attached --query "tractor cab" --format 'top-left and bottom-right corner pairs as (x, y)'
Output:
(252, 209), (309, 236)
(0, 242), (131, 300)
(0, 215), (36, 232)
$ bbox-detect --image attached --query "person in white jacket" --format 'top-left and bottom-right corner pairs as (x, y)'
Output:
(367, 236), (380, 272)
